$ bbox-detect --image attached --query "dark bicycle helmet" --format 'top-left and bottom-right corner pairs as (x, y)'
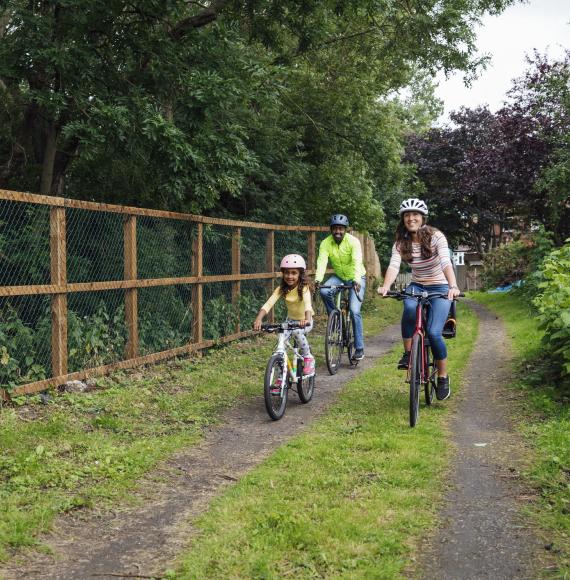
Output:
(330, 214), (349, 227)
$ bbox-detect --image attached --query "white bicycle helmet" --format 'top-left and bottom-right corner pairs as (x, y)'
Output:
(280, 254), (307, 270)
(399, 198), (428, 216)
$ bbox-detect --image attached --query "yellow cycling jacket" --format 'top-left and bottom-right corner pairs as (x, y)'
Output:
(315, 233), (366, 283)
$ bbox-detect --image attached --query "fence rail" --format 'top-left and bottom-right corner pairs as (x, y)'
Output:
(0, 189), (379, 399)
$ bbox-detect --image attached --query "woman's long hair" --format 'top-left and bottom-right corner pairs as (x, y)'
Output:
(395, 216), (439, 262)
(279, 268), (308, 299)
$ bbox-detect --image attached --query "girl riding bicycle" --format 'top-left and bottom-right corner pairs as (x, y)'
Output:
(253, 254), (315, 376)
(377, 198), (460, 400)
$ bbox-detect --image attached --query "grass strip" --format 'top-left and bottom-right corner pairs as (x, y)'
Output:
(471, 292), (569, 577)
(171, 304), (478, 579)
(0, 296), (401, 562)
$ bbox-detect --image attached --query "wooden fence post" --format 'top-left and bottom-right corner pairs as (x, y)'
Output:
(232, 227), (241, 333)
(50, 206), (67, 377)
(192, 222), (203, 343)
(266, 231), (275, 323)
(124, 215), (138, 359)
(307, 231), (316, 274)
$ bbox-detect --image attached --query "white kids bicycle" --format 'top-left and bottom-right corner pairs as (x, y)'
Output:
(261, 322), (315, 420)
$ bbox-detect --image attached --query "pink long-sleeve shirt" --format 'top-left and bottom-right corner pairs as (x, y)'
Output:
(387, 231), (452, 285)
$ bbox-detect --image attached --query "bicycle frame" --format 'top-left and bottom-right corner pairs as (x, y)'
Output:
(319, 283), (361, 373)
(270, 327), (304, 392)
(408, 292), (438, 386)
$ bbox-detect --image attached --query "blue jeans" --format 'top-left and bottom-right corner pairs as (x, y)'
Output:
(320, 275), (366, 350)
(402, 283), (451, 361)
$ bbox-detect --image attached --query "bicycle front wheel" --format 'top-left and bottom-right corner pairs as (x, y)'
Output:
(325, 310), (343, 375)
(264, 354), (288, 420)
(409, 334), (422, 427)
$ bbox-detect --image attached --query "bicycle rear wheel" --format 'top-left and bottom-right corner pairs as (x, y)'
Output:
(298, 372), (315, 403)
(325, 310), (343, 375)
(264, 354), (288, 420)
(346, 313), (358, 366)
(409, 334), (422, 427)
(424, 344), (436, 406)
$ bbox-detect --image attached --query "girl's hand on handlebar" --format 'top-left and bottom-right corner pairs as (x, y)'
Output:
(253, 318), (263, 331)
(377, 286), (389, 297)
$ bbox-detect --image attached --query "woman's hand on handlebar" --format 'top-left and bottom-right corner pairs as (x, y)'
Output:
(253, 317), (263, 331)
(448, 287), (461, 301)
(377, 285), (389, 297)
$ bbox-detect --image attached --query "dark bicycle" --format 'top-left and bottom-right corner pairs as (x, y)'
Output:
(385, 289), (463, 427)
(319, 283), (363, 375)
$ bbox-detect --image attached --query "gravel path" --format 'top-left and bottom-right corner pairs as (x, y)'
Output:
(2, 324), (400, 580)
(420, 300), (544, 579)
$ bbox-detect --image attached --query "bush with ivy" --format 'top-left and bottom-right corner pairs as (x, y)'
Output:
(482, 228), (554, 291)
(533, 239), (570, 380)
(0, 304), (49, 389)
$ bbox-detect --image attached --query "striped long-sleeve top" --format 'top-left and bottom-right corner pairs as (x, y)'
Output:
(387, 231), (452, 285)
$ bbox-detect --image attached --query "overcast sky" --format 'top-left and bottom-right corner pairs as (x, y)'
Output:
(434, 0), (570, 122)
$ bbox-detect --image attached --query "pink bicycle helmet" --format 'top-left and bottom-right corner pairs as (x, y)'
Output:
(280, 254), (307, 270)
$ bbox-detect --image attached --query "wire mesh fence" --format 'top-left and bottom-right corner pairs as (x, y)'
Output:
(2, 190), (383, 398)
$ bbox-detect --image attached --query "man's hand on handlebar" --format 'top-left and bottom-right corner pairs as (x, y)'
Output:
(376, 285), (389, 297)
(253, 317), (263, 331)
(353, 282), (361, 294)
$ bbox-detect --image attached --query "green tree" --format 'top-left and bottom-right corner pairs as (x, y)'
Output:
(1, 0), (516, 232)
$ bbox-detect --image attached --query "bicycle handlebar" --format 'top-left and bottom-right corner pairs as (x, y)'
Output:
(317, 282), (364, 303)
(261, 322), (303, 332)
(385, 290), (465, 300)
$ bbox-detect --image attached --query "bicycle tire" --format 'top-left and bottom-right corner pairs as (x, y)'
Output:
(264, 354), (288, 420)
(346, 313), (358, 366)
(325, 310), (343, 375)
(409, 334), (422, 427)
(298, 372), (315, 403)
(424, 344), (436, 406)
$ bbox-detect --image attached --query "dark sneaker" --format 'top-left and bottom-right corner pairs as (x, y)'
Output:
(397, 351), (410, 370)
(354, 348), (364, 360)
(436, 376), (451, 401)
(442, 318), (456, 339)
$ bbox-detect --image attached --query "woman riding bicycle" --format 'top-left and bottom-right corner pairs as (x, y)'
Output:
(377, 198), (460, 401)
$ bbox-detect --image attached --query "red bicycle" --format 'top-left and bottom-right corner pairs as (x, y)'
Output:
(385, 289), (463, 427)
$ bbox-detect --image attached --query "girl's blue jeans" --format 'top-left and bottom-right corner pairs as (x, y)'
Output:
(402, 283), (451, 360)
(319, 275), (366, 350)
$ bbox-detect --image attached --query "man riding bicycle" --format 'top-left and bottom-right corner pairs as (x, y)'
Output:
(315, 214), (366, 360)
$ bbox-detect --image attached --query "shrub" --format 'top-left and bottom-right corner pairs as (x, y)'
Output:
(0, 304), (48, 390)
(533, 240), (570, 379)
(482, 240), (531, 288)
(482, 227), (554, 291)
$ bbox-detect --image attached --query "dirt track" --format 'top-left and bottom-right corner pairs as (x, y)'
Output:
(2, 302), (548, 579)
(420, 301), (544, 579)
(2, 324), (400, 580)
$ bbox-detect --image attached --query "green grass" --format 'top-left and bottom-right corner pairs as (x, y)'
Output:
(171, 304), (478, 579)
(471, 292), (569, 577)
(0, 296), (400, 563)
